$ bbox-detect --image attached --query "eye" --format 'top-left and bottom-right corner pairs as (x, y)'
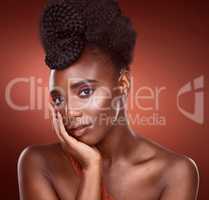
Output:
(52, 95), (65, 106)
(78, 87), (95, 98)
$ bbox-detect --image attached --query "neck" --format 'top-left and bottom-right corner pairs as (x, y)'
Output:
(95, 110), (135, 165)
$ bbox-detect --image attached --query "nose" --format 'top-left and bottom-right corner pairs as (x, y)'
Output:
(65, 105), (83, 126)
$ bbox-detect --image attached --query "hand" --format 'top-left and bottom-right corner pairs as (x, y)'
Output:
(49, 103), (102, 170)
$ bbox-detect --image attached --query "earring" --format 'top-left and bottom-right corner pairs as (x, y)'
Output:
(119, 69), (128, 82)
(125, 88), (128, 97)
(112, 99), (120, 124)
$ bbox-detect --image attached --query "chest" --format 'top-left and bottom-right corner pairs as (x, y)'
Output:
(102, 163), (164, 200)
(51, 161), (164, 200)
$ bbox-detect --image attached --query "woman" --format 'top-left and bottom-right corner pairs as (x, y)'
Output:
(17, 0), (199, 199)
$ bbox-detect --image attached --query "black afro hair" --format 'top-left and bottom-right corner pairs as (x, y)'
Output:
(39, 0), (137, 71)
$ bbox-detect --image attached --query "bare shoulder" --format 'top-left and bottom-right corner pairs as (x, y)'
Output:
(17, 142), (74, 178)
(145, 137), (199, 199)
(133, 135), (198, 168)
(17, 143), (79, 199)
(150, 139), (199, 184)
(18, 143), (62, 165)
(132, 135), (199, 196)
(142, 136), (198, 178)
(160, 149), (200, 188)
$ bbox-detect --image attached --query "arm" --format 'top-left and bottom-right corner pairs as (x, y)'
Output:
(160, 157), (199, 200)
(17, 146), (58, 200)
(76, 163), (102, 200)
(49, 100), (103, 200)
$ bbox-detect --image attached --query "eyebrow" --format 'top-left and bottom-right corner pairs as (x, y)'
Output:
(50, 79), (99, 96)
(69, 79), (99, 90)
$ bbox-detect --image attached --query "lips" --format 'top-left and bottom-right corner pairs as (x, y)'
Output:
(66, 123), (92, 137)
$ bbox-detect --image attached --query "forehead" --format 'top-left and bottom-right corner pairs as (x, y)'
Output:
(49, 48), (119, 92)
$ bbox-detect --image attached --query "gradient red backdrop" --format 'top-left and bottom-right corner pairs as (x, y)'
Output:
(1, 0), (208, 199)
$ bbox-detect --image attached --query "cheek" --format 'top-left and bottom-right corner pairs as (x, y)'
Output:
(89, 88), (114, 110)
(89, 98), (116, 130)
(87, 94), (115, 123)
(76, 89), (118, 128)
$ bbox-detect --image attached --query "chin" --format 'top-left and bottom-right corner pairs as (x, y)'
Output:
(66, 128), (101, 146)
(77, 134), (100, 146)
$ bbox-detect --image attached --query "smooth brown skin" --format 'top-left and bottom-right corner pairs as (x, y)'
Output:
(18, 47), (199, 200)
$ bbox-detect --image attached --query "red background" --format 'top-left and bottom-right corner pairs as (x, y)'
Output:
(1, 0), (208, 199)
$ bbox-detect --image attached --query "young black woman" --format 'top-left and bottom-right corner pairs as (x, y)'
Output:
(18, 0), (199, 200)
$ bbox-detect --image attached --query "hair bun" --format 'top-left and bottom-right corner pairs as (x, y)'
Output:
(40, 1), (86, 69)
(40, 0), (136, 70)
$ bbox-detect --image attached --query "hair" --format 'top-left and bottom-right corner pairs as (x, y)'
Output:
(39, 0), (137, 71)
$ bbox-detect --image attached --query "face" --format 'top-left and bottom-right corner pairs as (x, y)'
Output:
(49, 47), (128, 145)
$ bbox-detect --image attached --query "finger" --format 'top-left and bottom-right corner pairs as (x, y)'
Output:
(49, 103), (65, 143)
(49, 102), (57, 117)
(48, 103), (54, 128)
(57, 111), (78, 147)
(49, 103), (60, 133)
(49, 103), (57, 130)
(65, 105), (74, 129)
(48, 102), (54, 117)
(64, 105), (70, 126)
(57, 111), (76, 142)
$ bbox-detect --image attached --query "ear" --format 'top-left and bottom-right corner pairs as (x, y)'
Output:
(118, 69), (131, 95)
